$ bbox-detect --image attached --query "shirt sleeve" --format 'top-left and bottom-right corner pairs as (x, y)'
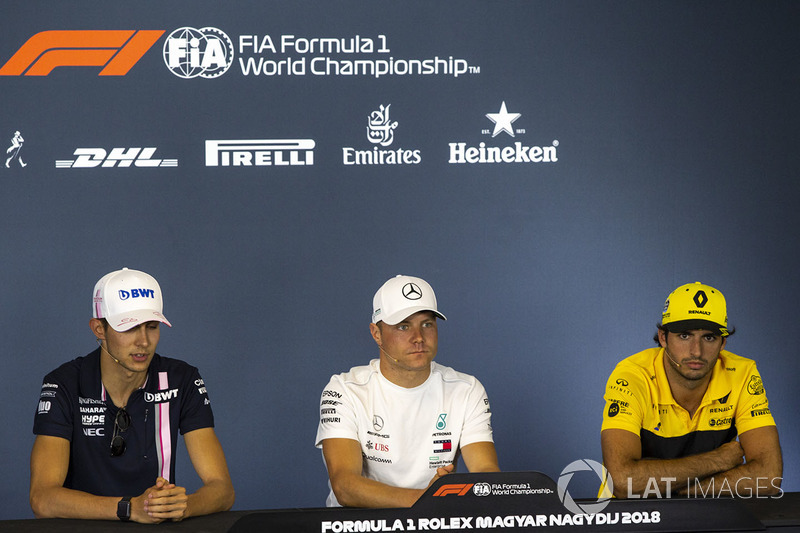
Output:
(734, 363), (776, 434)
(459, 378), (494, 447)
(601, 365), (648, 436)
(315, 376), (359, 448)
(178, 366), (215, 434)
(32, 374), (74, 441)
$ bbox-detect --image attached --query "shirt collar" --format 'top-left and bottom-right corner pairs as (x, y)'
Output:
(79, 348), (161, 402)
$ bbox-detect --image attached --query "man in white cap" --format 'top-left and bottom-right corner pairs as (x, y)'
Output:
(315, 275), (500, 508)
(30, 268), (235, 522)
(600, 282), (782, 498)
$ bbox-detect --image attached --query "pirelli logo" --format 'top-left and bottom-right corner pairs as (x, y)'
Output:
(205, 139), (316, 167)
(432, 483), (474, 497)
(0, 30), (164, 76)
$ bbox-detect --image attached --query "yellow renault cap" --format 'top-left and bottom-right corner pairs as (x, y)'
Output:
(661, 282), (729, 336)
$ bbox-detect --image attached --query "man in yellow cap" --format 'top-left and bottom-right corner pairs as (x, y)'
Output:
(600, 282), (782, 498)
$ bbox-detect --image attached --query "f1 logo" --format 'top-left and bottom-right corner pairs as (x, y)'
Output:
(0, 30), (164, 76)
(432, 483), (474, 497)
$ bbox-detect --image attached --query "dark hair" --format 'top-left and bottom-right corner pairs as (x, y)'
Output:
(653, 324), (736, 345)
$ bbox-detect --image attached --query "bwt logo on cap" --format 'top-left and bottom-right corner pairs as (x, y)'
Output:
(118, 289), (155, 301)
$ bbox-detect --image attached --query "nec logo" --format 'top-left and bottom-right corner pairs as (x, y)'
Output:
(56, 148), (178, 168)
(145, 389), (178, 403)
(432, 483), (474, 497)
(119, 288), (155, 300)
(0, 30), (164, 76)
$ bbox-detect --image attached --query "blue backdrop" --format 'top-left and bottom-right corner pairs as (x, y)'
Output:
(1, 0), (798, 520)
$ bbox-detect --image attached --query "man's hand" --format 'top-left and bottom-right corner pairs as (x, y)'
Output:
(714, 440), (745, 471)
(131, 477), (188, 523)
(427, 464), (455, 488)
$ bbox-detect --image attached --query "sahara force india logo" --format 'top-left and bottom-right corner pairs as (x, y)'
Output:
(0, 31), (164, 76)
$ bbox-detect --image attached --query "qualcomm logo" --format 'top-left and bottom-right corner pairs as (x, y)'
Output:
(342, 104), (421, 165)
(448, 101), (559, 165)
(205, 139), (315, 167)
(163, 27), (234, 79)
(55, 148), (178, 168)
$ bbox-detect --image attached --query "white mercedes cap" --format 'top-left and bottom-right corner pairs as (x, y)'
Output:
(371, 275), (446, 325)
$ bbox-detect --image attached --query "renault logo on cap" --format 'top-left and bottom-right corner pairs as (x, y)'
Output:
(693, 290), (708, 308)
(402, 283), (422, 300)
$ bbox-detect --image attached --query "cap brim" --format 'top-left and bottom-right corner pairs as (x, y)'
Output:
(664, 319), (724, 336)
(378, 307), (446, 326)
(107, 310), (172, 332)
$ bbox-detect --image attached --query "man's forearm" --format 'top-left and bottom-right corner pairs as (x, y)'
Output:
(685, 459), (783, 497)
(186, 479), (236, 518)
(331, 473), (425, 508)
(612, 446), (741, 498)
(31, 486), (119, 520)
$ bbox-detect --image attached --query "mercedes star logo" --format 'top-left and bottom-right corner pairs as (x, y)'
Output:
(402, 283), (422, 300)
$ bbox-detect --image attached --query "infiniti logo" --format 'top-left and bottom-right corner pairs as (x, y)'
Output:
(402, 283), (422, 300)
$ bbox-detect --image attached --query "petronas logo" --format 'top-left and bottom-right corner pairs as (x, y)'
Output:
(436, 414), (447, 430)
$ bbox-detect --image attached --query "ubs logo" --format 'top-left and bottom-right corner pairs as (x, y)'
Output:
(402, 283), (422, 300)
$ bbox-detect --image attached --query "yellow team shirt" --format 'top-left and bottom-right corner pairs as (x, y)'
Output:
(602, 347), (775, 460)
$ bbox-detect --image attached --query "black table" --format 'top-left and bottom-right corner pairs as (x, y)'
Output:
(3, 472), (798, 532)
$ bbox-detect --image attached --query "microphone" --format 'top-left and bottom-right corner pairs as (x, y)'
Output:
(378, 344), (401, 363)
(664, 347), (681, 367)
(97, 339), (147, 373)
(97, 338), (122, 365)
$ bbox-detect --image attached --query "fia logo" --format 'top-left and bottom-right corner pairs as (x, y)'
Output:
(163, 27), (234, 79)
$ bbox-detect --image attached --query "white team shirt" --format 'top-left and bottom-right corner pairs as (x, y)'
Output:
(315, 359), (494, 507)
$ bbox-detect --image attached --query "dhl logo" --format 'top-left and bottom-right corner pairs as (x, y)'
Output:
(432, 483), (474, 497)
(0, 30), (164, 76)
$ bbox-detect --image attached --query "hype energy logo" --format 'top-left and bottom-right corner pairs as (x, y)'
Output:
(448, 101), (559, 165)
(163, 27), (234, 79)
(0, 31), (164, 76)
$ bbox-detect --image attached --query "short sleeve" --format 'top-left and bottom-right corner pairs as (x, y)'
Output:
(33, 374), (74, 441)
(459, 378), (494, 447)
(734, 364), (776, 435)
(601, 366), (648, 436)
(178, 366), (215, 434)
(314, 376), (359, 448)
